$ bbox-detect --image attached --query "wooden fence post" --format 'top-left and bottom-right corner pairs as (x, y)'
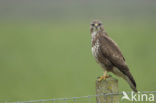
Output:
(96, 77), (119, 103)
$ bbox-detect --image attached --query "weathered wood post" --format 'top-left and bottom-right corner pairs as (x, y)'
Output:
(96, 77), (119, 103)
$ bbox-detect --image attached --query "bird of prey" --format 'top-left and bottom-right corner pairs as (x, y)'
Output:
(90, 20), (137, 92)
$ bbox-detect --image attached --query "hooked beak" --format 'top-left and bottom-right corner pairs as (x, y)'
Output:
(95, 23), (98, 29)
(95, 23), (98, 27)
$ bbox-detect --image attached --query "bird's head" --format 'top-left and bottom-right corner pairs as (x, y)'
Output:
(90, 20), (104, 33)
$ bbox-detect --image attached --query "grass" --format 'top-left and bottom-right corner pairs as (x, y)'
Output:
(0, 20), (156, 102)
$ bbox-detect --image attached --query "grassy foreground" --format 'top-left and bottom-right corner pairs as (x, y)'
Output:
(0, 20), (156, 102)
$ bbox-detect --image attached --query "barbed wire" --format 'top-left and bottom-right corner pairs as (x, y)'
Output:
(6, 91), (156, 103)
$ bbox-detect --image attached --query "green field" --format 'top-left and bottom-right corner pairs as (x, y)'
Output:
(0, 19), (156, 102)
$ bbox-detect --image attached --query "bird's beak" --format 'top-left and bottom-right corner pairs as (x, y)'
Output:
(95, 23), (98, 30)
(95, 23), (98, 27)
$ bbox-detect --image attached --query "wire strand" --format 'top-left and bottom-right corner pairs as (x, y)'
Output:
(7, 91), (156, 103)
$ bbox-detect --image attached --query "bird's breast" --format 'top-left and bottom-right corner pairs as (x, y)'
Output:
(91, 31), (97, 38)
(92, 40), (100, 62)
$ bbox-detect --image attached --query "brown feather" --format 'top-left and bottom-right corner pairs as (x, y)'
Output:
(98, 31), (137, 92)
(90, 20), (137, 92)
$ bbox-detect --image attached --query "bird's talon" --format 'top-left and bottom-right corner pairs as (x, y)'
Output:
(97, 75), (110, 82)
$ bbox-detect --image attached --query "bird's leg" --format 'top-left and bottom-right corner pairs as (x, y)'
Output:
(98, 71), (110, 81)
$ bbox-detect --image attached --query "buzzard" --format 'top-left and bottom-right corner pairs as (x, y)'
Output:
(90, 20), (137, 92)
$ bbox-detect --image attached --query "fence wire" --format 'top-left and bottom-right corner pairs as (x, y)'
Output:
(6, 91), (156, 103)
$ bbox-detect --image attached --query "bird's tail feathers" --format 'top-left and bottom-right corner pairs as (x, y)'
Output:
(123, 71), (137, 92)
(112, 67), (137, 92)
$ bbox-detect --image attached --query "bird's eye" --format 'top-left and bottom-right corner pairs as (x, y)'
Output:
(91, 24), (95, 26)
(98, 23), (102, 26)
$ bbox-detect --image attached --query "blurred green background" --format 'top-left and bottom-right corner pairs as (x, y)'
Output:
(0, 0), (156, 102)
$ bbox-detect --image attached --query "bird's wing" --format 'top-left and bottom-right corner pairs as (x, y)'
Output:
(98, 31), (137, 92)
(98, 32), (126, 68)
